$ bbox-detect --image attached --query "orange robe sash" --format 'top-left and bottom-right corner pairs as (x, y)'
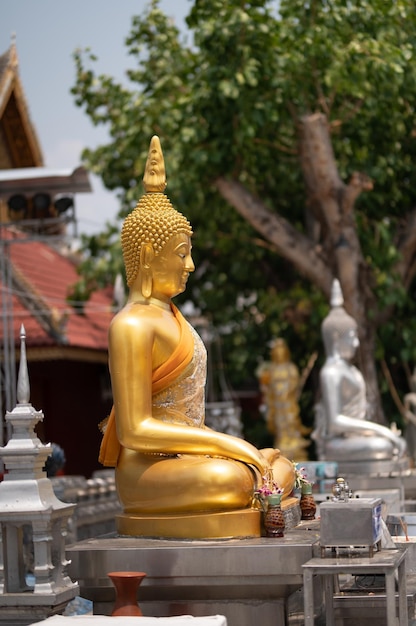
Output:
(99, 304), (194, 467)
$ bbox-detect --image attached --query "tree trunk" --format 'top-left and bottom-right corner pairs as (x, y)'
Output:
(298, 114), (364, 312)
(215, 177), (333, 294)
(297, 113), (385, 423)
(216, 112), (388, 425)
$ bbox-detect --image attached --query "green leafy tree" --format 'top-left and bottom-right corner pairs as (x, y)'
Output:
(71, 0), (416, 431)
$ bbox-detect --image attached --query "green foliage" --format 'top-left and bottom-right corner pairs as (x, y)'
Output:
(71, 0), (416, 428)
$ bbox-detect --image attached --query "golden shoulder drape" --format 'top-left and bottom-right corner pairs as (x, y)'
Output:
(99, 304), (194, 466)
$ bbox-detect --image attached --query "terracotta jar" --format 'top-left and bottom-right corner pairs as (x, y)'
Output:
(300, 483), (317, 520)
(108, 570), (147, 616)
(264, 493), (285, 538)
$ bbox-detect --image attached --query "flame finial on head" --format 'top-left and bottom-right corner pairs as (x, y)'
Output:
(143, 135), (167, 193)
(330, 279), (344, 308)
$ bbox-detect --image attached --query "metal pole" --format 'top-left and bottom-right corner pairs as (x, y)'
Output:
(0, 237), (4, 444)
(0, 205), (78, 446)
(0, 230), (16, 445)
(6, 236), (17, 415)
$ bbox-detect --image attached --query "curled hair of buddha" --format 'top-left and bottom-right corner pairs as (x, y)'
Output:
(121, 135), (193, 286)
(321, 279), (357, 354)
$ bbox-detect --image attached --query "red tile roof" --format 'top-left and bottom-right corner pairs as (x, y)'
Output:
(0, 226), (114, 358)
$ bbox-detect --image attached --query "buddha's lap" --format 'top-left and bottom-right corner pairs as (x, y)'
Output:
(116, 450), (256, 511)
(115, 449), (296, 509)
(323, 434), (395, 461)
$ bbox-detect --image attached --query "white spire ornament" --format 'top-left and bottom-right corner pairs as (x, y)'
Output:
(0, 326), (78, 624)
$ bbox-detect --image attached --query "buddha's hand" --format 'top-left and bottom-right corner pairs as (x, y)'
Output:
(260, 448), (281, 465)
(254, 450), (276, 477)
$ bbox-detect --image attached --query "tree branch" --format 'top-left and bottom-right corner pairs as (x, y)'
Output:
(341, 171), (374, 215)
(298, 113), (367, 315)
(380, 358), (408, 421)
(215, 176), (333, 294)
(298, 113), (343, 207)
(330, 99), (364, 130)
(252, 136), (296, 155)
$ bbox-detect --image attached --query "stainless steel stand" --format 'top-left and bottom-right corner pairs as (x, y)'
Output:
(302, 548), (408, 626)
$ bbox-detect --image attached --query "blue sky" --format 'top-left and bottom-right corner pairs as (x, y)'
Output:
(1, 0), (190, 235)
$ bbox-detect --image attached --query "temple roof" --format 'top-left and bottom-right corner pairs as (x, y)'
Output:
(0, 41), (113, 362)
(0, 41), (43, 169)
(0, 165), (91, 195)
(0, 226), (114, 362)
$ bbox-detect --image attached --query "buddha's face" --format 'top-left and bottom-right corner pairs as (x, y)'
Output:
(271, 342), (289, 364)
(337, 328), (359, 360)
(150, 232), (194, 301)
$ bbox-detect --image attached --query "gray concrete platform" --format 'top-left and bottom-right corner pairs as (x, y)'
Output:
(66, 521), (321, 626)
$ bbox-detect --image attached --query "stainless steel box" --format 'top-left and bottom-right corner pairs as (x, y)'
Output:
(320, 498), (382, 550)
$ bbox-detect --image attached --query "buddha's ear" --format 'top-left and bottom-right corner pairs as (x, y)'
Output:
(140, 243), (155, 299)
(140, 243), (155, 270)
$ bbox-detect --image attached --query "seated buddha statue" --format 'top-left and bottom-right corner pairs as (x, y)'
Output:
(99, 136), (295, 539)
(313, 279), (406, 464)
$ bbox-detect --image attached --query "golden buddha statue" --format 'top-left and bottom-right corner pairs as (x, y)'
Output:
(99, 136), (295, 539)
(257, 338), (309, 461)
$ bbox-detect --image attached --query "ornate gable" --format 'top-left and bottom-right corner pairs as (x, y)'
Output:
(0, 41), (43, 169)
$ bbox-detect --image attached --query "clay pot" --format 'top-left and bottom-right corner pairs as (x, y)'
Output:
(108, 570), (147, 616)
(264, 494), (285, 538)
(300, 483), (317, 520)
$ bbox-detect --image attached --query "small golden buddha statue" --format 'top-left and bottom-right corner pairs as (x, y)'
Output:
(99, 136), (295, 539)
(257, 338), (309, 461)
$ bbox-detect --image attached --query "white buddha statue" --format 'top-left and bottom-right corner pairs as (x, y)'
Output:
(313, 279), (406, 463)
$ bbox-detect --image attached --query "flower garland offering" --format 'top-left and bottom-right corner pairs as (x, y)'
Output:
(292, 461), (311, 490)
(254, 469), (283, 512)
(256, 478), (283, 497)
